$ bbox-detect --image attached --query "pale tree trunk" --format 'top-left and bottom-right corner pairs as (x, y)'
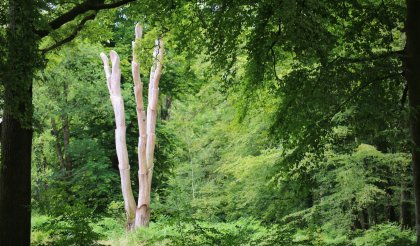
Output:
(101, 23), (164, 229)
(144, 37), (164, 226)
(100, 50), (137, 230)
(132, 24), (150, 227)
(133, 24), (164, 227)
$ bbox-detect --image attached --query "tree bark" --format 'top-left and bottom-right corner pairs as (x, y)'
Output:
(0, 0), (134, 242)
(0, 0), (37, 244)
(0, 115), (33, 245)
(131, 24), (150, 227)
(401, 183), (412, 229)
(101, 50), (137, 230)
(101, 24), (164, 229)
(405, 0), (420, 244)
(132, 25), (164, 228)
(143, 38), (164, 226)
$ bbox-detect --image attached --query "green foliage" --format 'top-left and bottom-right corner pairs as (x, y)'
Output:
(32, 203), (101, 246)
(67, 138), (120, 211)
(31, 214), (53, 246)
(352, 223), (415, 246)
(27, 1), (416, 245)
(314, 144), (411, 230)
(32, 43), (121, 214)
(166, 219), (270, 246)
(106, 218), (276, 246)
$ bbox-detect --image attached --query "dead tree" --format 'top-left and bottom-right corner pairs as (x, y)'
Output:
(100, 24), (164, 229)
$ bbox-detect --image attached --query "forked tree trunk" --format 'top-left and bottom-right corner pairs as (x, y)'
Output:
(101, 24), (164, 229)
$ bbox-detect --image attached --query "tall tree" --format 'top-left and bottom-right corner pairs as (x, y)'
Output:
(405, 0), (420, 244)
(0, 0), (38, 244)
(0, 0), (136, 243)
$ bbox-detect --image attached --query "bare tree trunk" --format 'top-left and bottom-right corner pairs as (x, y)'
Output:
(131, 25), (150, 227)
(101, 50), (137, 230)
(133, 24), (164, 227)
(100, 24), (164, 229)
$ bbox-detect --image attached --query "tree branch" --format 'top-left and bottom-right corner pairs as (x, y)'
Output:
(332, 73), (403, 119)
(36, 0), (135, 38)
(40, 13), (96, 53)
(330, 50), (404, 65)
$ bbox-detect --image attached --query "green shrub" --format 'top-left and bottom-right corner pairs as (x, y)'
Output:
(31, 214), (52, 246)
(106, 218), (275, 246)
(33, 204), (101, 246)
(167, 219), (268, 245)
(352, 223), (415, 246)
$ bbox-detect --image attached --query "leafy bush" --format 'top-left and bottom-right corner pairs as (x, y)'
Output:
(168, 219), (269, 245)
(106, 218), (276, 246)
(352, 223), (415, 246)
(92, 216), (125, 240)
(31, 214), (53, 246)
(33, 204), (101, 246)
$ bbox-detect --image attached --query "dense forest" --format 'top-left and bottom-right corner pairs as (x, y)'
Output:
(1, 0), (420, 245)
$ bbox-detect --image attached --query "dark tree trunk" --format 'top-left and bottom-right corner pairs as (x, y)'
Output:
(51, 118), (66, 169)
(160, 95), (172, 121)
(367, 206), (376, 226)
(405, 0), (420, 244)
(358, 210), (369, 230)
(384, 187), (398, 223)
(401, 183), (412, 229)
(62, 115), (71, 170)
(0, 0), (37, 244)
(0, 115), (33, 245)
(389, 205), (398, 223)
(62, 81), (72, 170)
